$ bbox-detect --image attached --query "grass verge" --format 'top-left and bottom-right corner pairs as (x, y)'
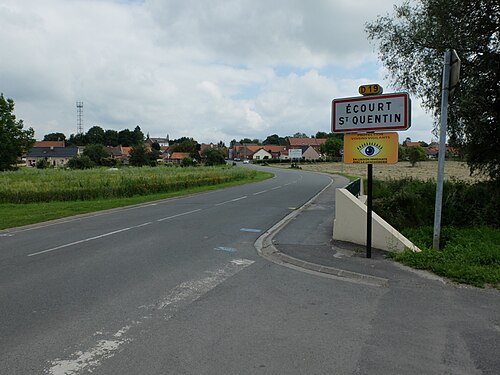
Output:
(0, 171), (272, 230)
(390, 226), (500, 289)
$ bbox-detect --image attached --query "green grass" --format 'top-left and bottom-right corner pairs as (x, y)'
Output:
(0, 166), (272, 229)
(390, 226), (500, 289)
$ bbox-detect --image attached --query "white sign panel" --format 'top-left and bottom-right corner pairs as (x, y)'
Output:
(288, 149), (302, 159)
(332, 92), (411, 133)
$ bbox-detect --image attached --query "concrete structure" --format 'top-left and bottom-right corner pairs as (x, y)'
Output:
(333, 188), (420, 253)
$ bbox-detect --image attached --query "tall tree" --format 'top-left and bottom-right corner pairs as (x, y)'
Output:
(366, 0), (500, 180)
(86, 126), (105, 145)
(104, 129), (119, 147)
(0, 94), (35, 171)
(43, 132), (66, 142)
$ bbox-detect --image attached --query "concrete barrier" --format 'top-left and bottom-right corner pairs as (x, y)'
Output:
(333, 188), (420, 253)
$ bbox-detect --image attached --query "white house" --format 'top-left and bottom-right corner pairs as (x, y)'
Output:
(252, 148), (272, 161)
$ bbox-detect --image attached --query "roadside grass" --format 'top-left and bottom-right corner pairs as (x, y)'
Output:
(0, 167), (272, 229)
(390, 227), (500, 289)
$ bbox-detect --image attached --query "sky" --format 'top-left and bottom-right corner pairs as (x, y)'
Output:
(1, 0), (437, 145)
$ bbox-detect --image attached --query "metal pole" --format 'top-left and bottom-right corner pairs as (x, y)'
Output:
(433, 50), (451, 250)
(366, 163), (373, 258)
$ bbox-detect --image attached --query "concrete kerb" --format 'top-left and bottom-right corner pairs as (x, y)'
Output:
(254, 176), (389, 287)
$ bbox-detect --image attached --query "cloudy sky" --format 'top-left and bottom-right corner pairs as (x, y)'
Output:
(1, 0), (436, 144)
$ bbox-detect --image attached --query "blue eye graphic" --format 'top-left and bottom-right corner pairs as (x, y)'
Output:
(358, 143), (382, 157)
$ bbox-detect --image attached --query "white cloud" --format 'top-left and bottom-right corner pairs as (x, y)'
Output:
(1, 0), (435, 144)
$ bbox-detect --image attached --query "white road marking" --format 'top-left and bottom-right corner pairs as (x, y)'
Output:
(156, 208), (202, 222)
(253, 190), (268, 195)
(215, 196), (247, 206)
(27, 208), (202, 257)
(271, 186), (282, 190)
(45, 258), (254, 375)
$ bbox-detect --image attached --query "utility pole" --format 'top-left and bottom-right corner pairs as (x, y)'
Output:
(433, 49), (460, 250)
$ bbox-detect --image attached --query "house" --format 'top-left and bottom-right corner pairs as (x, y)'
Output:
(26, 147), (79, 167)
(33, 141), (66, 148)
(286, 137), (326, 152)
(106, 146), (132, 161)
(169, 152), (191, 164)
(301, 146), (321, 160)
(252, 148), (273, 161)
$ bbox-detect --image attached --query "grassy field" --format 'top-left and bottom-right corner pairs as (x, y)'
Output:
(286, 160), (487, 183)
(0, 166), (272, 229)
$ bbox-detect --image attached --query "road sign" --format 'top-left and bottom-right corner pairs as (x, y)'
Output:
(358, 84), (383, 96)
(332, 92), (411, 133)
(343, 132), (399, 164)
(288, 149), (302, 159)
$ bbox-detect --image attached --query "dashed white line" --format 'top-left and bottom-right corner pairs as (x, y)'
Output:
(215, 196), (248, 206)
(253, 190), (268, 195)
(156, 209), (202, 222)
(28, 209), (202, 257)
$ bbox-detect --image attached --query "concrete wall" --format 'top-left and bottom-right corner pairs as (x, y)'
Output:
(333, 188), (420, 253)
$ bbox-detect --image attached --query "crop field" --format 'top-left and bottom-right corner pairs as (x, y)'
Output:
(0, 166), (262, 204)
(290, 160), (487, 183)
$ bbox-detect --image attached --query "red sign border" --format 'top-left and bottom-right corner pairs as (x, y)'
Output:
(331, 92), (410, 133)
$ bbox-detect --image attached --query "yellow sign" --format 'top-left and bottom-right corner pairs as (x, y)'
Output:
(358, 84), (383, 96)
(343, 132), (398, 164)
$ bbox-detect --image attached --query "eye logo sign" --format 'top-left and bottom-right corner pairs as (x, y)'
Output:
(344, 133), (398, 164)
(358, 142), (383, 157)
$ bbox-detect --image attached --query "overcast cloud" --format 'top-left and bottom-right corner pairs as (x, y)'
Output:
(1, 0), (435, 144)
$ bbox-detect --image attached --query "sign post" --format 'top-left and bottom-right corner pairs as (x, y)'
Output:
(333, 86), (409, 258)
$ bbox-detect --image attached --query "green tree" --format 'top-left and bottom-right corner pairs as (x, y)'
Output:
(67, 133), (86, 146)
(320, 137), (343, 158)
(128, 144), (150, 167)
(132, 126), (144, 146)
(0, 94), (35, 171)
(83, 144), (109, 166)
(104, 129), (119, 147)
(67, 155), (94, 169)
(43, 132), (66, 142)
(202, 148), (226, 166)
(366, 0), (500, 180)
(118, 129), (133, 146)
(86, 126), (105, 145)
(407, 145), (427, 167)
(263, 134), (286, 145)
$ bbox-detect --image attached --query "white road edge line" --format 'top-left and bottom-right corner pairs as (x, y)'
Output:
(45, 258), (255, 375)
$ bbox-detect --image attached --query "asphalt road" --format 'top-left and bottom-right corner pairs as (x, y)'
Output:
(0, 165), (498, 374)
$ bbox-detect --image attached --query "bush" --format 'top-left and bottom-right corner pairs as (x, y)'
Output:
(372, 178), (500, 229)
(68, 155), (95, 170)
(36, 159), (50, 169)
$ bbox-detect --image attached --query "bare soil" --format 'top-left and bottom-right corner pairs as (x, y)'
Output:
(289, 160), (487, 183)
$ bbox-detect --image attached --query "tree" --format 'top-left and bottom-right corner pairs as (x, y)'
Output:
(132, 126), (144, 146)
(67, 155), (94, 169)
(0, 94), (35, 171)
(118, 129), (134, 146)
(67, 133), (86, 146)
(263, 134), (286, 145)
(43, 132), (66, 142)
(407, 145), (427, 167)
(202, 148), (226, 166)
(83, 144), (109, 166)
(128, 144), (150, 167)
(320, 137), (343, 158)
(366, 0), (500, 180)
(104, 129), (119, 147)
(292, 132), (308, 138)
(86, 126), (105, 145)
